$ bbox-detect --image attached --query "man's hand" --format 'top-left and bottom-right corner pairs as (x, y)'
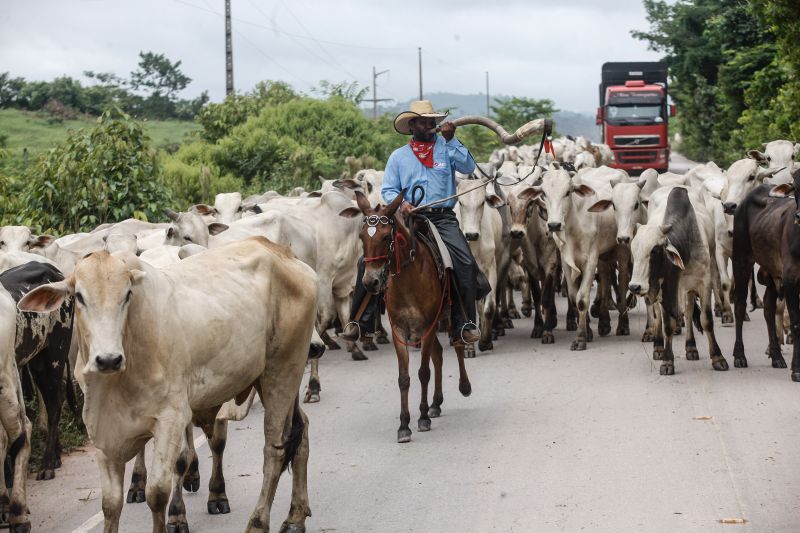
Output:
(440, 122), (456, 141)
(399, 201), (415, 217)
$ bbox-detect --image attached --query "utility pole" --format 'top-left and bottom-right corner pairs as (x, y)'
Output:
(485, 71), (490, 117)
(366, 66), (391, 119)
(225, 0), (234, 96)
(418, 47), (423, 100)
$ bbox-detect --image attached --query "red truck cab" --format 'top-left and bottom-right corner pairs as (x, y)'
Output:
(597, 62), (674, 173)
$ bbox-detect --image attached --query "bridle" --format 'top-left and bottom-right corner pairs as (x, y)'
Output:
(361, 214), (409, 277)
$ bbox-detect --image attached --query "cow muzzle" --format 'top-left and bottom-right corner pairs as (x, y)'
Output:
(628, 283), (646, 296)
(465, 232), (479, 241)
(722, 202), (737, 215)
(547, 222), (562, 232)
(617, 236), (631, 245)
(509, 229), (525, 240)
(94, 352), (125, 374)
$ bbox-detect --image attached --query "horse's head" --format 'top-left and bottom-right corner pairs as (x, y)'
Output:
(340, 189), (406, 293)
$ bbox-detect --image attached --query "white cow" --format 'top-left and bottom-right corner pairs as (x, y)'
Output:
(19, 238), (318, 533)
(748, 140), (800, 184)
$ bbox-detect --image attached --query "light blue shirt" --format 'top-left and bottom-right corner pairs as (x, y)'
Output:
(382, 135), (475, 208)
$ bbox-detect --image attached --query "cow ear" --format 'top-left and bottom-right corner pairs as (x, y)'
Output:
(208, 223), (229, 236)
(339, 207), (362, 218)
(770, 183), (795, 198)
(485, 193), (505, 208)
(18, 280), (72, 313)
(334, 178), (362, 191)
(659, 224), (673, 235)
(191, 204), (217, 216)
(241, 202), (261, 214)
(572, 184), (595, 197)
(129, 270), (146, 284)
(29, 235), (55, 249)
(587, 199), (613, 212)
(665, 243), (685, 270)
(517, 187), (542, 201)
(747, 150), (769, 163)
(307, 191), (323, 198)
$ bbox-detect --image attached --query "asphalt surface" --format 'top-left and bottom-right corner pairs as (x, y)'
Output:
(26, 294), (800, 533)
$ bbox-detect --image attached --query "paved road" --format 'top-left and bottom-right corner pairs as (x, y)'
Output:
(27, 296), (800, 533)
(670, 152), (698, 174)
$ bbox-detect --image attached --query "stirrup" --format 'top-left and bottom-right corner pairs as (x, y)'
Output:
(341, 321), (361, 342)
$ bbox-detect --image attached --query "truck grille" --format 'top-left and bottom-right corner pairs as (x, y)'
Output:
(616, 150), (659, 164)
(614, 135), (660, 147)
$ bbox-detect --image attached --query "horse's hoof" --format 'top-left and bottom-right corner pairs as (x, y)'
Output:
(659, 362), (675, 375)
(376, 333), (390, 345)
(478, 340), (493, 352)
(685, 347), (699, 361)
(570, 340), (587, 351)
(303, 391), (320, 404)
(361, 338), (378, 351)
(772, 356), (788, 369)
(351, 350), (368, 361)
(208, 499), (231, 515)
(542, 331), (555, 344)
(566, 321), (577, 332)
(397, 429), (412, 443)
(36, 469), (55, 481)
(428, 406), (441, 418)
(531, 324), (543, 338)
(459, 379), (472, 397)
(712, 357), (729, 371)
(127, 488), (146, 504)
(167, 522), (190, 533)
(792, 372), (800, 383)
(521, 305), (532, 318)
(734, 356), (748, 368)
(418, 419), (431, 432)
(279, 521), (306, 533)
(598, 323), (611, 337)
(508, 309), (521, 320)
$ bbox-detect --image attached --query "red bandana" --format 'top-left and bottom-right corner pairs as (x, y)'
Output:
(409, 140), (435, 168)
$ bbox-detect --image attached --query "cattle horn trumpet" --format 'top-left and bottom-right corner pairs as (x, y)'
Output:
(439, 116), (554, 145)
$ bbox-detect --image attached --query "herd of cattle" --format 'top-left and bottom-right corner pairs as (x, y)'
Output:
(0, 134), (798, 531)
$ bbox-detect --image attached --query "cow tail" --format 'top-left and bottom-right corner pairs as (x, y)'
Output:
(693, 300), (704, 334)
(282, 396), (305, 474)
(64, 359), (79, 416)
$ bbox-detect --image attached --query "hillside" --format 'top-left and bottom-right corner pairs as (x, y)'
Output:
(380, 93), (599, 141)
(0, 109), (201, 154)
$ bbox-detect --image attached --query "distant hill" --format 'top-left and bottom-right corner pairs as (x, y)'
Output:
(377, 92), (600, 141)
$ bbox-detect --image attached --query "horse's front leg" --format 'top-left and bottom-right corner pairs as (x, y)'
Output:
(392, 336), (412, 443)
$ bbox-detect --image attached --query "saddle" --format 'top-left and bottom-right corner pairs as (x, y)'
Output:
(407, 216), (453, 281)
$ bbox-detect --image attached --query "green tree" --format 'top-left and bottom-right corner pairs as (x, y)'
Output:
(130, 52), (192, 118)
(22, 109), (173, 233)
(490, 96), (558, 132)
(312, 80), (368, 104)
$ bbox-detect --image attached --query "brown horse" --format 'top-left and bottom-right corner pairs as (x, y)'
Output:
(340, 190), (472, 443)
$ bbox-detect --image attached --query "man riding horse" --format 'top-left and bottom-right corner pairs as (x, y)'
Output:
(342, 100), (490, 348)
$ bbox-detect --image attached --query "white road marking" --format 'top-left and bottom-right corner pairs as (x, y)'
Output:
(70, 433), (208, 533)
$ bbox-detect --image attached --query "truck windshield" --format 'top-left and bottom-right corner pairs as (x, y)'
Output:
(606, 105), (663, 125)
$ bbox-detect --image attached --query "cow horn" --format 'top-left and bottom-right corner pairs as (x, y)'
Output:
(164, 209), (179, 221)
(447, 116), (553, 145)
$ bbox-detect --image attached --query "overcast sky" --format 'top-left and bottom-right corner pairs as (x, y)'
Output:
(0, 0), (662, 114)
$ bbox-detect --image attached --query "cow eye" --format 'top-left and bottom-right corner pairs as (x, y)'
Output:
(237, 205), (243, 211)
(634, 202), (639, 210)
(125, 290), (132, 304)
(75, 293), (85, 306)
(367, 183), (373, 193)
(185, 236), (193, 243)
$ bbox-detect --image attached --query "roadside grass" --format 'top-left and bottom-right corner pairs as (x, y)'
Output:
(0, 108), (200, 155)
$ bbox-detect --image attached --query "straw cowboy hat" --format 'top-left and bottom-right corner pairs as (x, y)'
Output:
(393, 100), (449, 135)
